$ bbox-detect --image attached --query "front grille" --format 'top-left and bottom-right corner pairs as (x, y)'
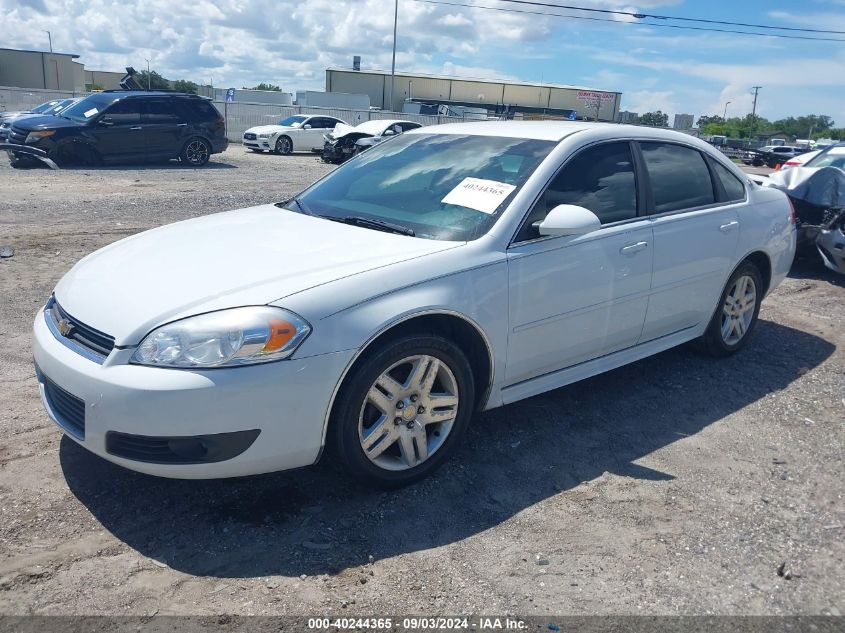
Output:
(8, 126), (27, 144)
(41, 373), (86, 439)
(48, 298), (115, 358)
(243, 132), (257, 140)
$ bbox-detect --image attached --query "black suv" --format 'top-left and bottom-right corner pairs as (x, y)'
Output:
(6, 91), (228, 167)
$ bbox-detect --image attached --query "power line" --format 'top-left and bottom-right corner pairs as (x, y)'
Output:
(494, 0), (845, 35)
(410, 0), (845, 42)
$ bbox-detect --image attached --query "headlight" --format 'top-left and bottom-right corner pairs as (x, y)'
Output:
(258, 133), (270, 138)
(25, 130), (55, 143)
(131, 306), (311, 368)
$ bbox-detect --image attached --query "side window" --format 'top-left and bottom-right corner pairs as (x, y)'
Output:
(143, 100), (180, 124)
(640, 143), (715, 213)
(710, 160), (746, 202)
(190, 101), (219, 121)
(515, 142), (637, 242)
(102, 99), (141, 126)
(399, 122), (421, 131)
(310, 117), (329, 128)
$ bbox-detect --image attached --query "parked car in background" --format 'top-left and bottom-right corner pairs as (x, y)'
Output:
(5, 91), (227, 167)
(321, 119), (423, 164)
(33, 121), (795, 488)
(0, 98), (80, 142)
(744, 145), (805, 168)
(781, 149), (820, 171)
(0, 98), (69, 123)
(242, 114), (346, 154)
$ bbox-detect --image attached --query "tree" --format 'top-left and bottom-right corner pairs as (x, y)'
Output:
(135, 69), (170, 90)
(172, 79), (198, 94)
(697, 115), (724, 128)
(245, 83), (282, 92)
(771, 115), (834, 139)
(638, 110), (669, 127)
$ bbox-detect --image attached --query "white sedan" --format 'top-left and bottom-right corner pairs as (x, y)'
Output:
(242, 114), (346, 154)
(33, 122), (796, 488)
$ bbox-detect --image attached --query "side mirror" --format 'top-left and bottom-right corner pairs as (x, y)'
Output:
(383, 129), (396, 136)
(536, 204), (601, 237)
(303, 124), (312, 129)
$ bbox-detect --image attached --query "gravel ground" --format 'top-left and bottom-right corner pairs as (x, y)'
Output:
(0, 148), (842, 617)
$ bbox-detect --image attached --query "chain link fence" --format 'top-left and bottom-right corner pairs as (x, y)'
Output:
(0, 86), (466, 142)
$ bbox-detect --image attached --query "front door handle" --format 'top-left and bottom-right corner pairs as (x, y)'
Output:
(620, 241), (648, 255)
(176, 123), (188, 127)
(129, 126), (142, 131)
(719, 221), (739, 233)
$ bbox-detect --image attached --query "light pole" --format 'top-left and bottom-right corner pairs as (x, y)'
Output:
(44, 30), (52, 53)
(145, 58), (151, 90)
(723, 101), (731, 120)
(750, 86), (762, 135)
(388, 0), (398, 112)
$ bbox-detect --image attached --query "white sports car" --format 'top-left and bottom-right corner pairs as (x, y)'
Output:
(34, 121), (796, 488)
(242, 114), (347, 154)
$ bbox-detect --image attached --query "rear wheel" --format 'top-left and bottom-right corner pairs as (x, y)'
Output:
(699, 261), (762, 357)
(274, 136), (292, 155)
(330, 334), (474, 488)
(180, 138), (211, 166)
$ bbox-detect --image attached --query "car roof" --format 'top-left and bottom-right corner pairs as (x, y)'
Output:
(404, 120), (704, 143)
(98, 91), (209, 99)
(354, 119), (418, 133)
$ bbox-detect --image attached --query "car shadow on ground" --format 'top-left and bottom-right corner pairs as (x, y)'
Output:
(60, 319), (834, 579)
(8, 159), (237, 171)
(788, 254), (845, 288)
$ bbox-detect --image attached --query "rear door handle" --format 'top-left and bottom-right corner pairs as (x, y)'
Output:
(129, 126), (142, 131)
(719, 221), (739, 233)
(176, 123), (188, 127)
(620, 241), (648, 255)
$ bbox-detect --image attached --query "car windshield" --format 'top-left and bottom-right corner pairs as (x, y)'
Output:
(278, 115), (307, 127)
(60, 94), (121, 123)
(289, 133), (556, 241)
(806, 147), (845, 169)
(30, 100), (61, 113)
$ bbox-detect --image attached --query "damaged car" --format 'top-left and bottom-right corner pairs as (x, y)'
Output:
(763, 143), (845, 274)
(321, 119), (422, 164)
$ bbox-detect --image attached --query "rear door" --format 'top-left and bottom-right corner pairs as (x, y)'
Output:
(638, 142), (741, 342)
(93, 99), (144, 161)
(141, 98), (185, 158)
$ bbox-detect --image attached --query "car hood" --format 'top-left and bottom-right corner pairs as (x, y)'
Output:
(11, 115), (83, 131)
(327, 122), (377, 141)
(244, 125), (299, 135)
(54, 205), (461, 346)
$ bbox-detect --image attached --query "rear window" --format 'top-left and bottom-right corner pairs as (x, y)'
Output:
(710, 161), (746, 202)
(640, 142), (715, 213)
(184, 100), (220, 121)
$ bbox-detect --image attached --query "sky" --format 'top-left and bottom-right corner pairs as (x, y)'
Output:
(1, 0), (844, 125)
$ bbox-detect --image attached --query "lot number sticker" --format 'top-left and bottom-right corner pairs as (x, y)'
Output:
(442, 178), (516, 214)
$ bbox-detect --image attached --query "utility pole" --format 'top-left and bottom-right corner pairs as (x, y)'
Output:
(750, 86), (762, 136)
(723, 101), (731, 120)
(44, 30), (52, 53)
(145, 58), (151, 90)
(389, 0), (398, 112)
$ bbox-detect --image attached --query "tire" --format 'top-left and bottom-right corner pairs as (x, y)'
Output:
(698, 261), (763, 357)
(179, 138), (211, 166)
(274, 136), (293, 155)
(55, 143), (100, 167)
(330, 333), (475, 489)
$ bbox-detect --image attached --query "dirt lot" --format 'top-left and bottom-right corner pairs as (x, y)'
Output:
(0, 148), (842, 617)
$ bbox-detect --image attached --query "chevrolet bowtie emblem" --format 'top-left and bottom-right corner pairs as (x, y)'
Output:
(57, 318), (73, 337)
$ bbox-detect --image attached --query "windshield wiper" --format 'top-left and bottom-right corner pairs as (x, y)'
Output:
(276, 196), (314, 216)
(342, 216), (415, 237)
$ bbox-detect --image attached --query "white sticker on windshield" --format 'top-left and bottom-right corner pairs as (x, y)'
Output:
(441, 177), (517, 214)
(83, 108), (98, 118)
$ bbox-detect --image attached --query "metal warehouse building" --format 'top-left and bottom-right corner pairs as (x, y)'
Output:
(0, 47), (124, 92)
(326, 67), (621, 121)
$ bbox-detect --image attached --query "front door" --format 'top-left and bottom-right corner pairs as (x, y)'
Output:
(93, 99), (145, 161)
(505, 141), (654, 389)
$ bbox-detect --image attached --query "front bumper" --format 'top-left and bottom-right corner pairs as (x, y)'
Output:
(243, 135), (272, 150)
(33, 306), (355, 478)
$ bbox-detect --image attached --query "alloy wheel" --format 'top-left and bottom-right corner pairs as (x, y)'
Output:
(185, 140), (209, 165)
(721, 274), (757, 345)
(358, 355), (460, 471)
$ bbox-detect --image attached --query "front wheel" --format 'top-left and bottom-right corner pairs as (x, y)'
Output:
(274, 136), (292, 155)
(180, 138), (211, 166)
(330, 334), (475, 488)
(699, 261), (763, 357)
